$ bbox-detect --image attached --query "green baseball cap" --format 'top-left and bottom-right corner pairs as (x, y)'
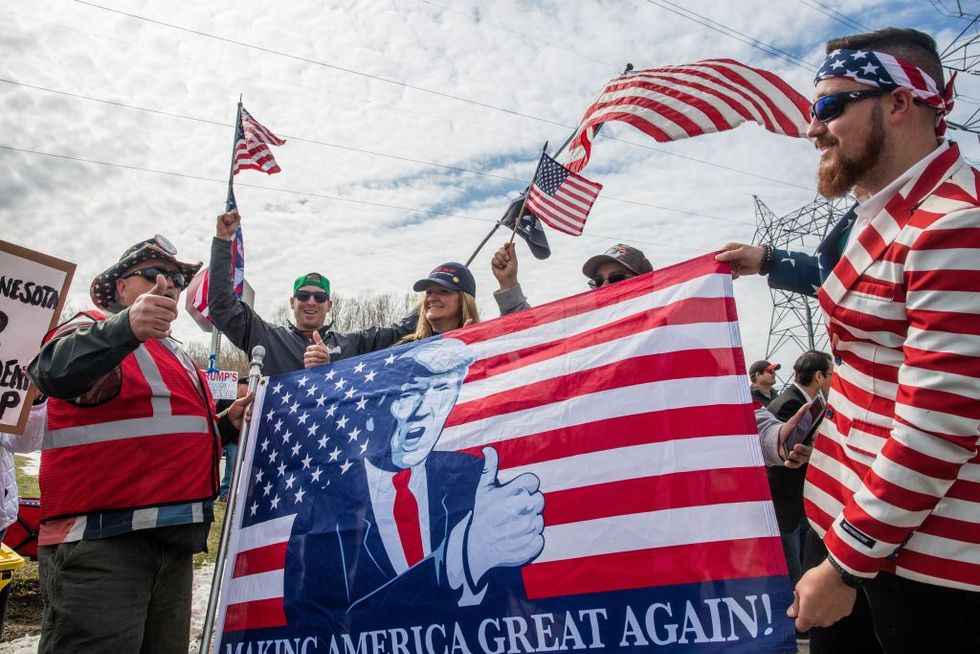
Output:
(293, 272), (330, 295)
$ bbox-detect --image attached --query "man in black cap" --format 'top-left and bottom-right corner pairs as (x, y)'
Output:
(749, 359), (781, 407)
(490, 242), (653, 314)
(209, 211), (414, 375)
(28, 235), (251, 653)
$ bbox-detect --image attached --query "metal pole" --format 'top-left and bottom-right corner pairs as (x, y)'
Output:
(209, 97), (244, 367)
(508, 141), (548, 245)
(805, 301), (815, 350)
(207, 330), (221, 373)
(199, 345), (266, 654)
(462, 63), (633, 265)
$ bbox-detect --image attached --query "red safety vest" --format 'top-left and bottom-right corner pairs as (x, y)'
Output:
(41, 310), (220, 522)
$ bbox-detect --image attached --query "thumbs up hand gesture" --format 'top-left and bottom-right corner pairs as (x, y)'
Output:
(128, 275), (179, 341)
(465, 446), (545, 586)
(303, 330), (332, 369)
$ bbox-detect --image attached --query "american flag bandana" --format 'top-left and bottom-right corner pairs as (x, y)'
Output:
(815, 48), (956, 136)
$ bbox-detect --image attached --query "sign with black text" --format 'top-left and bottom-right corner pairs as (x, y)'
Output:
(0, 241), (75, 434)
(208, 370), (240, 401)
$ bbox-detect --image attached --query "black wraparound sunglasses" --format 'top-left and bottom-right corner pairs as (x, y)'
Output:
(123, 266), (187, 288)
(588, 272), (633, 289)
(810, 88), (889, 123)
(294, 290), (329, 303)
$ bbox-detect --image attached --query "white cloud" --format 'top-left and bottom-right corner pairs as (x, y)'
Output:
(2, 0), (975, 379)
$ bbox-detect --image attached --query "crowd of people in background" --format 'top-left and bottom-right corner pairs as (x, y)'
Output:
(0, 23), (975, 654)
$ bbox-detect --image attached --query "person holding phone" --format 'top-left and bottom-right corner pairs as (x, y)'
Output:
(768, 351), (835, 591)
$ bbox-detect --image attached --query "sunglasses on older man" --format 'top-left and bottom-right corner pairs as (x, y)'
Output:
(294, 290), (329, 303)
(123, 266), (187, 288)
(809, 88), (889, 123)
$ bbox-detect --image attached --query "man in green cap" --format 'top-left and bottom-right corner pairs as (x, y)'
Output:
(209, 211), (414, 376)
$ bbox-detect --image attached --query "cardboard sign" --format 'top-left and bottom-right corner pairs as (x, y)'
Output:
(0, 241), (75, 434)
(207, 370), (240, 401)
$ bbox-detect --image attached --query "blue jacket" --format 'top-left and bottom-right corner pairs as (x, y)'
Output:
(767, 205), (857, 298)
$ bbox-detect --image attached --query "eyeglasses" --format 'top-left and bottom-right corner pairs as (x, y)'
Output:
(588, 272), (632, 289)
(123, 266), (187, 288)
(294, 290), (329, 303)
(809, 88), (889, 123)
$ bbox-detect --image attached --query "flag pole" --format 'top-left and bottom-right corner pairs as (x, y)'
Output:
(199, 345), (266, 654)
(508, 141), (548, 245)
(209, 96), (244, 373)
(462, 63), (632, 267)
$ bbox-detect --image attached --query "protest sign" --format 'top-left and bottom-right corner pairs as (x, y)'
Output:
(214, 254), (794, 653)
(0, 241), (74, 434)
(207, 370), (240, 401)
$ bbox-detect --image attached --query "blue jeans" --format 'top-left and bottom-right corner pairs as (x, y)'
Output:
(219, 442), (238, 498)
(780, 519), (805, 588)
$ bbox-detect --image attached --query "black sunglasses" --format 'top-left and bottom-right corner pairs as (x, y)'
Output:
(810, 88), (889, 123)
(294, 290), (329, 303)
(123, 266), (187, 288)
(588, 272), (632, 289)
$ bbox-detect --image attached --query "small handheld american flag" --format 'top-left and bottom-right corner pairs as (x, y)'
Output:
(525, 153), (602, 237)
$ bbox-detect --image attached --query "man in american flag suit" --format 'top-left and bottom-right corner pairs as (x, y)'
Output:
(718, 27), (979, 652)
(283, 338), (545, 630)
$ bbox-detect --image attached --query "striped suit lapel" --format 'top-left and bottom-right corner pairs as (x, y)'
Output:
(819, 144), (963, 318)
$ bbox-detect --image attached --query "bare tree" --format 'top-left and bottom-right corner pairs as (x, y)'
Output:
(271, 292), (417, 332)
(183, 338), (249, 375)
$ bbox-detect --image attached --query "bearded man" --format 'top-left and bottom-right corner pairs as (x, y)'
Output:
(717, 27), (980, 653)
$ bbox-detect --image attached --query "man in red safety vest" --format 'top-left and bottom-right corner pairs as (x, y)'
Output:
(28, 234), (249, 653)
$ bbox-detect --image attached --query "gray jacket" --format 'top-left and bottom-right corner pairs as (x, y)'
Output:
(493, 284), (531, 315)
(208, 238), (415, 377)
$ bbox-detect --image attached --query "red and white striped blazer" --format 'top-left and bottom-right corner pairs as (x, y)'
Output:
(805, 143), (980, 591)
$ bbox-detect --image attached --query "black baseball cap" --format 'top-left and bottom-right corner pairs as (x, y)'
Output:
(749, 360), (781, 377)
(413, 262), (476, 296)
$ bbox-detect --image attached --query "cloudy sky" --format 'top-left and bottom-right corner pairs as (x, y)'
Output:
(3, 0), (978, 371)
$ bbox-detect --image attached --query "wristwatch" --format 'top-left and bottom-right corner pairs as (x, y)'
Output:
(827, 554), (869, 588)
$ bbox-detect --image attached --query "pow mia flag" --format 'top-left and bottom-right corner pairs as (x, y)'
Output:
(500, 192), (550, 260)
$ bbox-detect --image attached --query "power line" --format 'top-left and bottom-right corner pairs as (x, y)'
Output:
(0, 76), (760, 227)
(67, 1), (816, 193)
(642, 0), (818, 72)
(74, 0), (570, 130)
(0, 143), (709, 253)
(0, 8), (544, 158)
(419, 0), (618, 70)
(795, 0), (872, 33)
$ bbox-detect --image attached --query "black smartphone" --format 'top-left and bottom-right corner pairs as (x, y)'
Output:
(784, 392), (827, 451)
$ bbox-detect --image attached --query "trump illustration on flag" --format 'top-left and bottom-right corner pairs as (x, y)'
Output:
(215, 254), (796, 653)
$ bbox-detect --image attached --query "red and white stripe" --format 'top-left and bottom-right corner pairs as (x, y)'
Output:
(562, 59), (810, 174)
(442, 254), (782, 598)
(232, 107), (286, 176)
(218, 508), (297, 632)
(808, 143), (980, 590)
(191, 268), (211, 320)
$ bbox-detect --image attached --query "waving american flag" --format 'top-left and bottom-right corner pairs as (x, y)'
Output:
(563, 59), (810, 173)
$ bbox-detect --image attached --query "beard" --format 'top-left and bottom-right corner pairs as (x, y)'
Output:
(816, 104), (885, 198)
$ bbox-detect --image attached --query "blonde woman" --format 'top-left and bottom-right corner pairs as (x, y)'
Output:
(401, 262), (479, 343)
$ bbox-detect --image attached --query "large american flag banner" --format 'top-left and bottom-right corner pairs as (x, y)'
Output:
(233, 105), (286, 175)
(563, 59), (810, 173)
(526, 153), (602, 236)
(215, 254), (795, 653)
